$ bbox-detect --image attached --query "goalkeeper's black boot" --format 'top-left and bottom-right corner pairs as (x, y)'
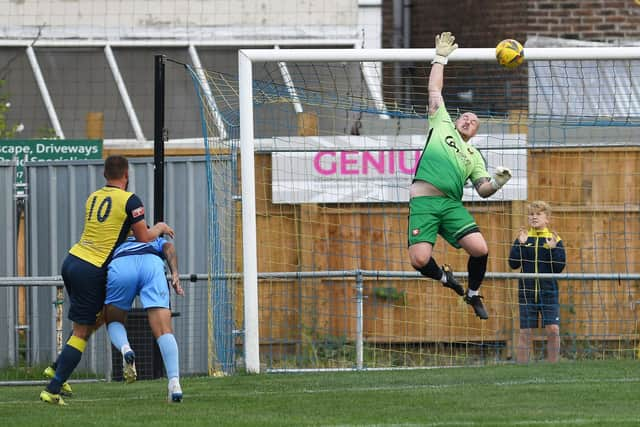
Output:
(441, 264), (464, 296)
(464, 293), (489, 320)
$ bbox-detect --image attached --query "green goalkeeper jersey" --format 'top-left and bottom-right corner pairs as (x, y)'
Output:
(413, 104), (490, 200)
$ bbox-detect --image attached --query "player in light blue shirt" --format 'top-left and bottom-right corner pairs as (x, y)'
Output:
(104, 235), (184, 403)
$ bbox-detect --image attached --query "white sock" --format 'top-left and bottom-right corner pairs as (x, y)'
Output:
(467, 289), (479, 297)
(169, 376), (180, 388)
(121, 344), (132, 356)
(440, 270), (447, 283)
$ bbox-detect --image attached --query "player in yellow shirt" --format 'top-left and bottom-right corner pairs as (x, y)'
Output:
(40, 155), (174, 405)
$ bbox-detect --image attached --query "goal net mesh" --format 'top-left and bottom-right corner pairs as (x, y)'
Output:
(193, 54), (640, 370)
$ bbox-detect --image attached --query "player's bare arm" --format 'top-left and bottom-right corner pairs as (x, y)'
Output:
(428, 64), (444, 115)
(162, 241), (179, 277)
(132, 221), (175, 242)
(473, 177), (496, 198)
(163, 241), (184, 296)
(474, 167), (513, 198)
(428, 32), (457, 115)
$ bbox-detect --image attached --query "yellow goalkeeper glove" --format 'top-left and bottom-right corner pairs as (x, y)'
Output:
(491, 166), (512, 190)
(432, 32), (458, 65)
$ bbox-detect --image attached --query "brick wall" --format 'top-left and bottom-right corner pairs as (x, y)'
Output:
(383, 0), (640, 48)
(380, 0), (640, 115)
(381, 0), (529, 114)
(400, 0), (527, 49)
(529, 0), (640, 42)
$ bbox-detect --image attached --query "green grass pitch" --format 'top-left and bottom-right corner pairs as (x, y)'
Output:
(3, 360), (639, 426)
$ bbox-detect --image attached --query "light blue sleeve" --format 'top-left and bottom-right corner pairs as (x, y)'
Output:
(151, 237), (167, 254)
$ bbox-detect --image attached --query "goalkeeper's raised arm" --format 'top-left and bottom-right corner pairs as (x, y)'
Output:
(428, 31), (457, 115)
(426, 31), (513, 197)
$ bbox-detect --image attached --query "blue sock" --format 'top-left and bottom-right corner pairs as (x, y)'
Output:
(49, 332), (73, 370)
(47, 336), (86, 394)
(157, 333), (179, 379)
(107, 322), (130, 353)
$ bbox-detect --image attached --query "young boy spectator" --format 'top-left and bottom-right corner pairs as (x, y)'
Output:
(509, 201), (566, 363)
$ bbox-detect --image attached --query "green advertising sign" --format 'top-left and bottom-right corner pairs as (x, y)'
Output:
(0, 139), (103, 184)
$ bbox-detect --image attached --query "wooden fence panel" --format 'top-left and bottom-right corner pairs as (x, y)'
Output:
(250, 148), (640, 346)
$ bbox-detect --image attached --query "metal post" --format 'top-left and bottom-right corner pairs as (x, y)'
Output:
(105, 45), (145, 143)
(55, 286), (64, 355)
(154, 55), (166, 223)
(25, 46), (65, 139)
(188, 45), (228, 140)
(355, 270), (364, 370)
(275, 45), (303, 114)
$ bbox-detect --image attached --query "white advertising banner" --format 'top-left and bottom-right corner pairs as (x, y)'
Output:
(269, 134), (527, 204)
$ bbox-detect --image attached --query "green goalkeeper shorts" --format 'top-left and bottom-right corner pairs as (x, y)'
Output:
(407, 196), (479, 249)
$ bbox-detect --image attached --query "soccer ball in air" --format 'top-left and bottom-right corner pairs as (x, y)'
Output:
(495, 39), (524, 69)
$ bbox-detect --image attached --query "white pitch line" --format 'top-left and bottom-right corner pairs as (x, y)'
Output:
(3, 376), (639, 406)
(295, 376), (640, 394)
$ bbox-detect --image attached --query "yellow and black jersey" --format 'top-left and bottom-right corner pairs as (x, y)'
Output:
(69, 185), (145, 268)
(508, 227), (566, 292)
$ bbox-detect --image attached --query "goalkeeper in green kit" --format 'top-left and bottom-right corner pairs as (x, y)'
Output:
(408, 32), (512, 319)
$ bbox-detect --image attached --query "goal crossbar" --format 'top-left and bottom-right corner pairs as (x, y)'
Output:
(241, 47), (640, 63)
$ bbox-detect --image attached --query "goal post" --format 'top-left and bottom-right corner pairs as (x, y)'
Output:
(238, 46), (640, 374)
(238, 52), (260, 373)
